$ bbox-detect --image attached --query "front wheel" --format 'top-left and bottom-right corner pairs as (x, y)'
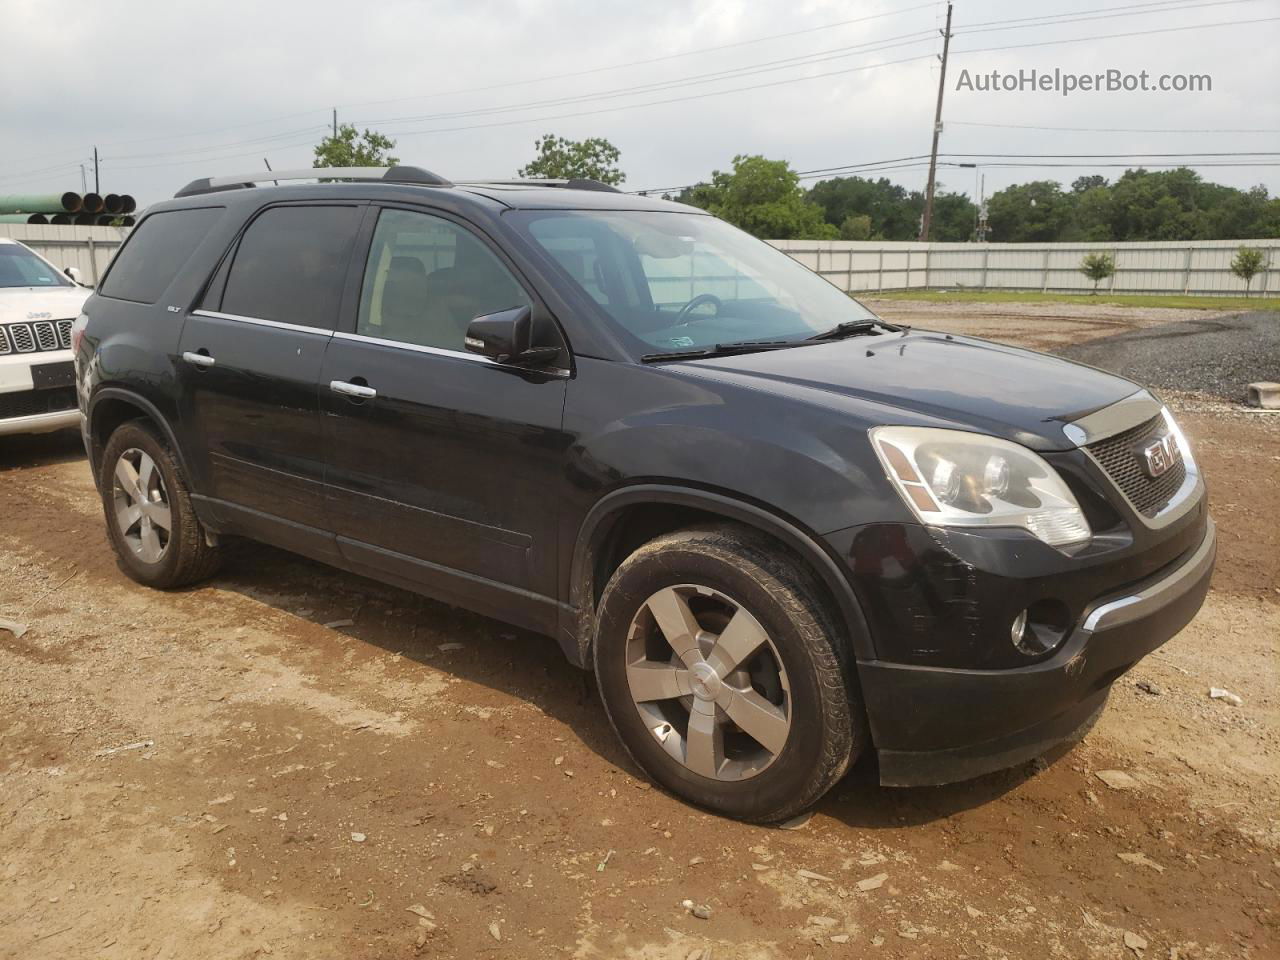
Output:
(593, 525), (865, 822)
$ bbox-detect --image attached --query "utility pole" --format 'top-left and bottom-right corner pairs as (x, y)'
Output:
(332, 109), (338, 138)
(918, 1), (953, 242)
(93, 146), (100, 194)
(79, 163), (87, 193)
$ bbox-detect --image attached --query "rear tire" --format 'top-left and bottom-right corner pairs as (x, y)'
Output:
(99, 420), (222, 589)
(593, 524), (865, 822)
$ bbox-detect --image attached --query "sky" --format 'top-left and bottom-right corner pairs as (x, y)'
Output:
(2, 0), (1277, 208)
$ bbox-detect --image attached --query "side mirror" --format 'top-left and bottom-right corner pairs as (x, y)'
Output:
(64, 266), (83, 285)
(464, 306), (560, 366)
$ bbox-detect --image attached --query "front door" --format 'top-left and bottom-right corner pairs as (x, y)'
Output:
(320, 207), (570, 631)
(177, 202), (364, 555)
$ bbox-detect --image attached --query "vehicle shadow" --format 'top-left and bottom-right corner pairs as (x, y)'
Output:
(0, 428), (84, 474)
(212, 538), (1065, 830)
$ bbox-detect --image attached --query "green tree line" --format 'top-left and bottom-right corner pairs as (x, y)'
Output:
(681, 158), (1279, 243)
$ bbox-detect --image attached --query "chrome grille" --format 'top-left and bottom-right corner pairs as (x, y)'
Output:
(1087, 415), (1187, 517)
(8, 323), (35, 352)
(0, 320), (75, 355)
(33, 320), (58, 351)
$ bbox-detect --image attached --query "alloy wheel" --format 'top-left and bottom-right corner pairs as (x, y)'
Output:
(111, 448), (172, 564)
(625, 584), (791, 781)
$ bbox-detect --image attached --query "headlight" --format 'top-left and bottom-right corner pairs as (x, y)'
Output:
(871, 426), (1091, 547)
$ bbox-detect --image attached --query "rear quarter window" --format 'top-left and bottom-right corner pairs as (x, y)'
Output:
(98, 207), (224, 304)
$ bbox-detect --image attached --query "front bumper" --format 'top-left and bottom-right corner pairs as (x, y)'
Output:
(0, 407), (80, 436)
(859, 517), (1216, 786)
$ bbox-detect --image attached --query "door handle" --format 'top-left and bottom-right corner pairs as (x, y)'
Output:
(330, 380), (377, 400)
(182, 350), (216, 368)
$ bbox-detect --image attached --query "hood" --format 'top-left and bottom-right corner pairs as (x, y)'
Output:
(670, 331), (1140, 451)
(0, 285), (92, 324)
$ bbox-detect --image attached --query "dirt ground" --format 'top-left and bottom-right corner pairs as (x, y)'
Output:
(2, 302), (1277, 959)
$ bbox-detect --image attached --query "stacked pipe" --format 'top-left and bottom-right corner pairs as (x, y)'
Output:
(0, 191), (138, 225)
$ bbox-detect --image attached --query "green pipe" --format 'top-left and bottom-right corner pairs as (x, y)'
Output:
(0, 213), (49, 223)
(0, 192), (81, 214)
(81, 192), (104, 214)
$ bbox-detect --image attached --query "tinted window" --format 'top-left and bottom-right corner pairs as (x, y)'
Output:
(0, 243), (71, 288)
(221, 205), (362, 329)
(515, 210), (877, 357)
(99, 207), (223, 303)
(357, 209), (531, 351)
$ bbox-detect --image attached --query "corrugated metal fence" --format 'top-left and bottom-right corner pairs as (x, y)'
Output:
(5, 223), (1276, 297)
(769, 238), (1279, 297)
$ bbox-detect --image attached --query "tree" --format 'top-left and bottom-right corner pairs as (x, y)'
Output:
(518, 134), (625, 185)
(838, 214), (872, 240)
(807, 176), (918, 240)
(313, 124), (399, 168)
(1230, 246), (1266, 297)
(986, 181), (1074, 242)
(1079, 252), (1116, 293)
(1071, 175), (1108, 194)
(678, 155), (836, 240)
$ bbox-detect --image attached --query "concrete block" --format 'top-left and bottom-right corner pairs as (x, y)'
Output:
(1246, 382), (1280, 409)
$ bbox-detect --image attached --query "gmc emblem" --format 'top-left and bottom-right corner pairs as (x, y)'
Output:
(1141, 433), (1181, 478)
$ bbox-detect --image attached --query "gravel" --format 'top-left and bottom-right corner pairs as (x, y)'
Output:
(1056, 311), (1280, 403)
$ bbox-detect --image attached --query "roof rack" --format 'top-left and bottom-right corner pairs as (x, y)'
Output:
(174, 165), (451, 198)
(459, 178), (623, 194)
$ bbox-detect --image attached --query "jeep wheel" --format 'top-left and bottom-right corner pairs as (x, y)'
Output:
(593, 525), (864, 822)
(100, 420), (221, 589)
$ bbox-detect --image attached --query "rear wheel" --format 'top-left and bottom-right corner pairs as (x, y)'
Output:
(99, 420), (221, 588)
(593, 525), (864, 822)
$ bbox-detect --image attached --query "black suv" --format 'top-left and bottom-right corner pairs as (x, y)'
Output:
(75, 166), (1214, 822)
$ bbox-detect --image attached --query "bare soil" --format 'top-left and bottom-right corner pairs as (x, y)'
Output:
(2, 305), (1277, 959)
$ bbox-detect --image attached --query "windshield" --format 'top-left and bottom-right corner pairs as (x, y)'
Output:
(0, 243), (71, 289)
(511, 210), (877, 356)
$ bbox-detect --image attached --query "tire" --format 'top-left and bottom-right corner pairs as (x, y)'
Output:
(99, 419), (222, 589)
(593, 524), (865, 822)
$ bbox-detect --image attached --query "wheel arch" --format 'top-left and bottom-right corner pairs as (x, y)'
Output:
(565, 484), (876, 668)
(87, 388), (190, 485)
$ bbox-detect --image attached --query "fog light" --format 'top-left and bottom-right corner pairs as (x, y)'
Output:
(1011, 609), (1029, 649)
(1011, 600), (1071, 657)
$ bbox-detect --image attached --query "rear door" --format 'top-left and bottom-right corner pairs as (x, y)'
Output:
(320, 205), (571, 631)
(177, 202), (365, 557)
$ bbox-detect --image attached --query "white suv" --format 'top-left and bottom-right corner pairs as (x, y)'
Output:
(0, 238), (90, 436)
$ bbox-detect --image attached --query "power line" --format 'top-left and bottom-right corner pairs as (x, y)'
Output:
(381, 15), (1278, 140)
(341, 2), (939, 114)
(959, 0), (1264, 35)
(948, 121), (1280, 134)
(353, 1), (1269, 132)
(0, 2), (937, 170)
(355, 29), (939, 128)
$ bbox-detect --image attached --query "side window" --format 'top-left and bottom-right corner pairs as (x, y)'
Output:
(219, 205), (362, 329)
(99, 207), (224, 304)
(357, 209), (531, 351)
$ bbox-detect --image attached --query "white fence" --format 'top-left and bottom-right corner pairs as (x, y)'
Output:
(770, 238), (1279, 297)
(5, 223), (1277, 298)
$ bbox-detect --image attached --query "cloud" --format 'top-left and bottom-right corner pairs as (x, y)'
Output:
(1, 0), (1275, 204)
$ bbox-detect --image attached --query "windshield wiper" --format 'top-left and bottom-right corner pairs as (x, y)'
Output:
(807, 319), (892, 340)
(640, 339), (812, 363)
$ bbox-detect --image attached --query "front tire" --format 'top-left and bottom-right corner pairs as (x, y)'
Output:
(99, 420), (222, 589)
(593, 525), (865, 822)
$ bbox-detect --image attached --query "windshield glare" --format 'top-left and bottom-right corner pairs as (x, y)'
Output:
(0, 244), (71, 289)
(513, 210), (876, 355)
